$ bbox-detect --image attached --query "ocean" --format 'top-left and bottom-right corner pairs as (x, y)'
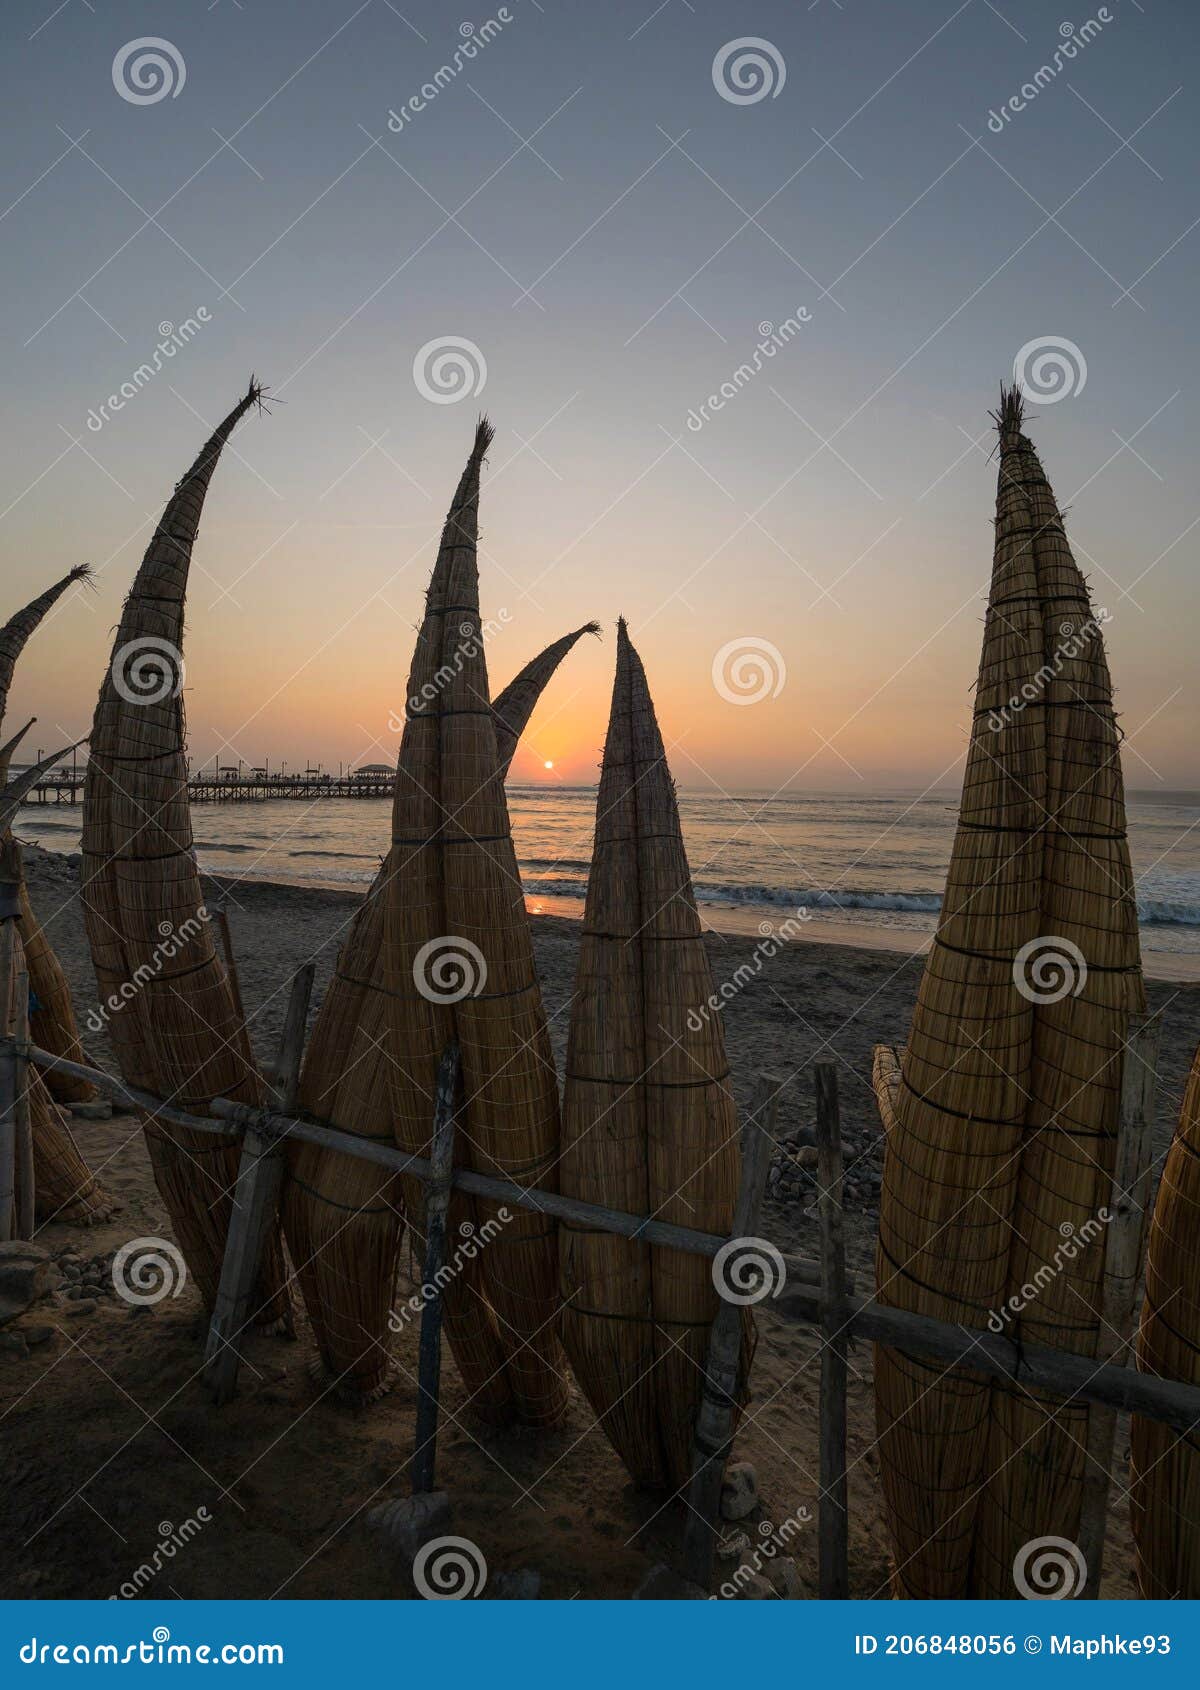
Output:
(16, 786), (1200, 972)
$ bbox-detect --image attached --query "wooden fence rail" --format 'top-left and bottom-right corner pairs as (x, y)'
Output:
(4, 1019), (1196, 1599)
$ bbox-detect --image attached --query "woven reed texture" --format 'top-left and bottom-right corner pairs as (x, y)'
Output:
(874, 390), (1144, 1598)
(559, 619), (744, 1489)
(19, 881), (95, 1106)
(382, 420), (569, 1427)
(0, 566), (98, 1106)
(3, 913), (111, 1226)
(872, 1046), (904, 1141)
(1131, 1042), (1200, 1597)
(284, 624), (598, 1404)
(29, 1069), (113, 1225)
(80, 382), (289, 1327)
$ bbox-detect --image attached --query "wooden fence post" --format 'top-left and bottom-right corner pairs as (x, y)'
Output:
(679, 1073), (778, 1593)
(203, 963), (314, 1403)
(0, 838), (21, 1244)
(1078, 1012), (1160, 1596)
(815, 1061), (849, 1599)
(13, 960), (33, 1240)
(411, 1043), (461, 1497)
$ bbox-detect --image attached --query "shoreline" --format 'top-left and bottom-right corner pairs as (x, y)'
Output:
(20, 838), (1200, 984)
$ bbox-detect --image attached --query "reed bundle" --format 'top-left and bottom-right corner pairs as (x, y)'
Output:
(80, 381), (289, 1326)
(284, 624), (598, 1403)
(27, 1068), (113, 1226)
(0, 568), (98, 1109)
(1131, 1043), (1200, 1596)
(874, 388), (1143, 1597)
(559, 619), (744, 1489)
(382, 419), (569, 1426)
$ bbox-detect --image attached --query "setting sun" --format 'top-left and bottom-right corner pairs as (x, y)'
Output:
(544, 760), (554, 770)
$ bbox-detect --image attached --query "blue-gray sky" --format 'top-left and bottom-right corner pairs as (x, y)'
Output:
(2, 0), (1197, 789)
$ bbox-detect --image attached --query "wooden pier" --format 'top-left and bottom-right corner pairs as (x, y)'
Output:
(20, 772), (395, 806)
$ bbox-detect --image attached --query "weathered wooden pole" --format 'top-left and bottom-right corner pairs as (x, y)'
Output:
(815, 1060), (850, 1599)
(13, 959), (33, 1239)
(411, 1043), (461, 1497)
(211, 905), (248, 1032)
(202, 963), (313, 1402)
(680, 1073), (778, 1593)
(1078, 1012), (1160, 1597)
(0, 836), (21, 1243)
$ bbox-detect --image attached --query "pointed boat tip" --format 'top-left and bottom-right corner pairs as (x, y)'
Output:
(472, 414), (496, 461)
(993, 382), (1026, 446)
(0, 716), (37, 761)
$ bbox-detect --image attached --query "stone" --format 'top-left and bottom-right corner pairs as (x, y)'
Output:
(632, 1563), (708, 1600)
(766, 1555), (803, 1598)
(20, 1324), (55, 1347)
(65, 1298), (98, 1317)
(720, 1461), (758, 1521)
(0, 1243), (50, 1326)
(716, 1530), (750, 1560)
(797, 1146), (819, 1169)
(737, 1572), (775, 1599)
(367, 1490), (451, 1564)
(0, 1330), (29, 1357)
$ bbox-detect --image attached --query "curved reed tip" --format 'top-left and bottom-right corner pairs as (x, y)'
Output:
(68, 563), (94, 586)
(579, 620), (602, 639)
(472, 414), (495, 460)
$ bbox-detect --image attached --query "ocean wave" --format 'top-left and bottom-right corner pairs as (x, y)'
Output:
(521, 871), (1200, 928)
(287, 848), (376, 861)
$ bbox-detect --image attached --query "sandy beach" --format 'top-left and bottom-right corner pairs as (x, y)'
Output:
(2, 842), (1197, 1600)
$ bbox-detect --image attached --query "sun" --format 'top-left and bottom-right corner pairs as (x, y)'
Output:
(543, 760), (554, 770)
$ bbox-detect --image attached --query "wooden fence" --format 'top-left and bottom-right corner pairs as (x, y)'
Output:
(1, 966), (1194, 1599)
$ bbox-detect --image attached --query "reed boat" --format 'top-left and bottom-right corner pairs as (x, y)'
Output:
(874, 388), (1144, 1596)
(559, 618), (745, 1489)
(80, 380), (289, 1325)
(284, 622), (599, 1403)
